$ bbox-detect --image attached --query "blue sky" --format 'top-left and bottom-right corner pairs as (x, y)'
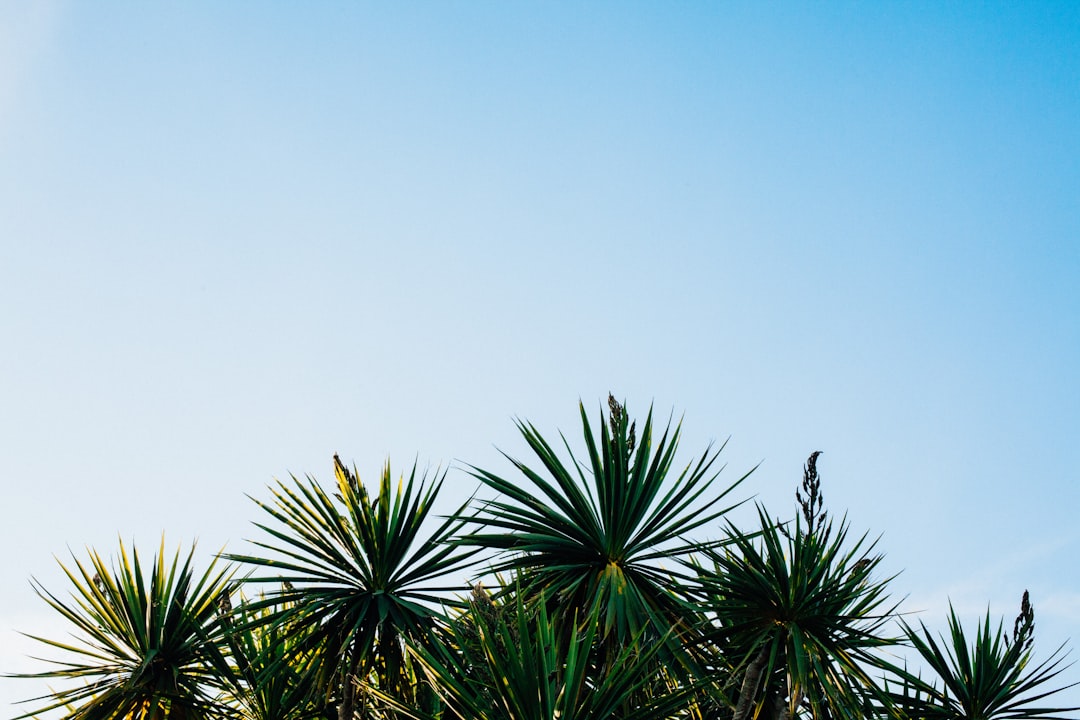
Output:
(2, 1), (1079, 713)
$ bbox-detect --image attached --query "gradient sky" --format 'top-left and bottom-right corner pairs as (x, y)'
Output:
(2, 1), (1079, 714)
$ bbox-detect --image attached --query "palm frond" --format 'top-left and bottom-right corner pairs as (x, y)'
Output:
(694, 504), (899, 720)
(463, 397), (753, 645)
(892, 592), (1078, 720)
(11, 539), (235, 720)
(370, 589), (699, 720)
(227, 456), (477, 717)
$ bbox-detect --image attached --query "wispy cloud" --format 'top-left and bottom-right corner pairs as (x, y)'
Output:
(900, 532), (1080, 624)
(1038, 591), (1080, 626)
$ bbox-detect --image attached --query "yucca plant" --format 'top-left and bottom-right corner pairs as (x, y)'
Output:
(370, 588), (698, 720)
(216, 590), (330, 720)
(691, 454), (899, 720)
(11, 540), (236, 720)
(463, 396), (752, 649)
(228, 455), (476, 720)
(890, 591), (1078, 720)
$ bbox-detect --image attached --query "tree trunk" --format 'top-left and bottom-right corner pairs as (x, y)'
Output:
(733, 645), (771, 720)
(338, 641), (364, 720)
(773, 685), (803, 720)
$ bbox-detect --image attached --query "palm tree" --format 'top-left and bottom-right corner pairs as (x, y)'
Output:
(216, 589), (330, 720)
(370, 587), (699, 720)
(463, 396), (752, 650)
(13, 405), (1078, 720)
(228, 455), (476, 720)
(888, 591), (1078, 720)
(12, 539), (236, 720)
(691, 454), (899, 720)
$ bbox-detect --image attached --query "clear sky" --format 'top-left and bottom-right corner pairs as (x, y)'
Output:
(2, 1), (1079, 713)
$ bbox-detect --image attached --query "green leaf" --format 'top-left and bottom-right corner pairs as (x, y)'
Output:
(463, 397), (752, 650)
(10, 539), (236, 720)
(228, 457), (477, 717)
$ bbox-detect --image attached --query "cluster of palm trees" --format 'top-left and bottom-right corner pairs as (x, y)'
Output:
(12, 398), (1078, 720)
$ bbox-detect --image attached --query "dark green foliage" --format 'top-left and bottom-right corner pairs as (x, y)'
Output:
(462, 396), (753, 645)
(371, 590), (698, 720)
(890, 592), (1078, 720)
(9, 400), (1079, 720)
(217, 590), (331, 720)
(227, 457), (476, 720)
(692, 455), (899, 720)
(12, 541), (235, 720)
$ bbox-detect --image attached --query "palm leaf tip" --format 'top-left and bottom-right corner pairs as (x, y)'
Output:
(897, 591), (1080, 720)
(11, 540), (236, 720)
(228, 454), (478, 720)
(464, 396), (753, 652)
(695, 456), (901, 720)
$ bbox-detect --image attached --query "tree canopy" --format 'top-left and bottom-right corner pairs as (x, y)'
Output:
(10, 397), (1078, 720)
